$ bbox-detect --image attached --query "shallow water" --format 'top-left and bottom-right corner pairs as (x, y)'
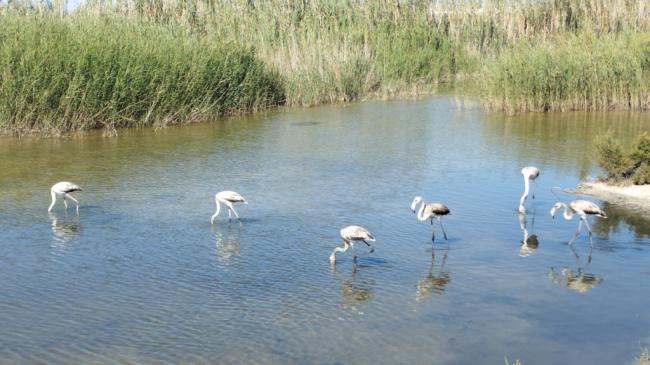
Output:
(1, 95), (649, 365)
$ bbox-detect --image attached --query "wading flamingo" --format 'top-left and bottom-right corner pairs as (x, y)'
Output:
(411, 196), (450, 243)
(329, 225), (375, 264)
(211, 191), (247, 224)
(518, 166), (540, 214)
(550, 199), (606, 245)
(48, 182), (82, 213)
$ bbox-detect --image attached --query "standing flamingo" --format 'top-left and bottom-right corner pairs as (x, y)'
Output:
(411, 196), (450, 242)
(518, 166), (540, 214)
(550, 199), (606, 245)
(48, 182), (82, 213)
(329, 225), (375, 264)
(211, 191), (247, 224)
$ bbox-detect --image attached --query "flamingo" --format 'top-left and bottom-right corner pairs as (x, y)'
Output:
(550, 199), (606, 245)
(329, 225), (375, 264)
(410, 196), (450, 242)
(48, 181), (82, 213)
(518, 166), (540, 214)
(211, 191), (247, 224)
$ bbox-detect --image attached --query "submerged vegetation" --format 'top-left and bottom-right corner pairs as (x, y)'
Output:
(0, 0), (649, 134)
(595, 132), (650, 184)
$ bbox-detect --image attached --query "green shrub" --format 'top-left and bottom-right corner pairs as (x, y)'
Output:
(632, 163), (650, 185)
(595, 133), (650, 184)
(595, 133), (632, 181)
(630, 133), (650, 166)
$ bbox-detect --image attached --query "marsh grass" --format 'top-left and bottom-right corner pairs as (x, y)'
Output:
(1, 0), (649, 134)
(0, 12), (283, 135)
(483, 31), (650, 112)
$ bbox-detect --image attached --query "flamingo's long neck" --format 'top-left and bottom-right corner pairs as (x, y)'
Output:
(210, 199), (222, 223)
(215, 199), (221, 215)
(416, 201), (428, 221)
(519, 174), (530, 211)
(559, 203), (574, 220)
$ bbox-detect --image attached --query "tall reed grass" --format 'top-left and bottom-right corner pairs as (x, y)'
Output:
(0, 12), (283, 135)
(1, 0), (649, 134)
(483, 31), (650, 112)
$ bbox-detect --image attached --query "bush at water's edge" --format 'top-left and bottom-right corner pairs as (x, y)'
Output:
(596, 132), (650, 185)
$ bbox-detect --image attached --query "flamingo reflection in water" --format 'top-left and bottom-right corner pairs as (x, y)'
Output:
(49, 212), (82, 248)
(549, 244), (602, 293)
(518, 212), (539, 257)
(330, 265), (374, 310)
(213, 224), (241, 263)
(415, 246), (451, 302)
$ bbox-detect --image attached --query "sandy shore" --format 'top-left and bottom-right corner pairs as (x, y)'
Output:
(577, 181), (650, 212)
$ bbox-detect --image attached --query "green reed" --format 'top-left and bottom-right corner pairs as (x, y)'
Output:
(0, 12), (283, 135)
(482, 31), (649, 112)
(1, 0), (648, 134)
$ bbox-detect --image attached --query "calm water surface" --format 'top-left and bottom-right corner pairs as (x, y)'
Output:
(1, 95), (650, 364)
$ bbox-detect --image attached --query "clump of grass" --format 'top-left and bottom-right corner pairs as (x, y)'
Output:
(483, 31), (650, 112)
(595, 132), (650, 184)
(0, 12), (283, 135)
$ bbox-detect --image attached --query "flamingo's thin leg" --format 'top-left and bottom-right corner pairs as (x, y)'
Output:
(67, 194), (79, 213)
(228, 203), (241, 222)
(438, 217), (448, 241)
(531, 180), (536, 200)
(583, 217), (593, 238)
(568, 220), (582, 245)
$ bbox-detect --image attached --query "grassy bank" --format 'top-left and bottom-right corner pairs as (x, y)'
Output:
(0, 0), (649, 134)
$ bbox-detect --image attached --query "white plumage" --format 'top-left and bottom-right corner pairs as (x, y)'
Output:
(211, 191), (248, 224)
(329, 225), (375, 264)
(48, 181), (82, 212)
(411, 196), (451, 242)
(550, 199), (606, 245)
(518, 166), (540, 214)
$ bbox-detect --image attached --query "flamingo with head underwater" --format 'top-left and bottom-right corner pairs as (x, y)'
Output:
(329, 225), (375, 264)
(48, 181), (82, 213)
(211, 191), (247, 224)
